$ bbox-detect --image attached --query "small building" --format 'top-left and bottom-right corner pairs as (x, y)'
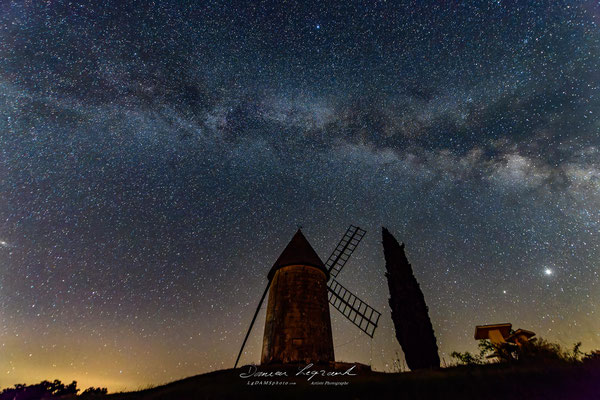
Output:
(475, 323), (536, 346)
(506, 329), (536, 347)
(474, 323), (513, 345)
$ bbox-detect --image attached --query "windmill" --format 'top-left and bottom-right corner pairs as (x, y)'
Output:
(234, 225), (381, 367)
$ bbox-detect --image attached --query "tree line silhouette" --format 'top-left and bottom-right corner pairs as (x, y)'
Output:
(0, 379), (107, 400)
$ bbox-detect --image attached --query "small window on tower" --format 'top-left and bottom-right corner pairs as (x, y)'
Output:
(292, 338), (303, 346)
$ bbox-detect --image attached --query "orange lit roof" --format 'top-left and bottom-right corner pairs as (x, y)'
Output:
(474, 323), (512, 340)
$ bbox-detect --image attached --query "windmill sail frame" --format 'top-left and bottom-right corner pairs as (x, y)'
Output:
(324, 225), (381, 338)
(325, 225), (366, 278)
(328, 278), (381, 338)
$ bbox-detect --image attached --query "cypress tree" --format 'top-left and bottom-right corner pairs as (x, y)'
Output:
(382, 227), (440, 370)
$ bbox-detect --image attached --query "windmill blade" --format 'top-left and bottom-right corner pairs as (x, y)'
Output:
(328, 278), (381, 338)
(325, 225), (366, 278)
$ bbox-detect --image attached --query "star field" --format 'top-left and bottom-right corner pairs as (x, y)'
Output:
(0, 0), (599, 392)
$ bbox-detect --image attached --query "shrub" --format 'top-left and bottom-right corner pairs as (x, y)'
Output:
(451, 338), (586, 366)
(517, 339), (584, 364)
(80, 387), (108, 398)
(450, 339), (495, 365)
(582, 350), (600, 365)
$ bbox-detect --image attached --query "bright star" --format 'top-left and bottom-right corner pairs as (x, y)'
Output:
(544, 268), (553, 276)
(0, 240), (8, 247)
(316, 24), (320, 29)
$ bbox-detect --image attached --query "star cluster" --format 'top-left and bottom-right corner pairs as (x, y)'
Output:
(0, 0), (598, 391)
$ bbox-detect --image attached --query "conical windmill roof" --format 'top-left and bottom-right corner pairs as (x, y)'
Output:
(267, 229), (329, 281)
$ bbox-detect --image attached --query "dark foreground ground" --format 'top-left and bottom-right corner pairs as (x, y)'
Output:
(107, 361), (600, 400)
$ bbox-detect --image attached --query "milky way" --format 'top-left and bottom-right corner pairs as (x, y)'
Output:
(0, 0), (599, 391)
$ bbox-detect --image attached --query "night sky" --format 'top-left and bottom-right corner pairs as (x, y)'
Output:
(1, 0), (599, 392)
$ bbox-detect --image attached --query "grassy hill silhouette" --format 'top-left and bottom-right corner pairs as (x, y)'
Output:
(105, 361), (599, 400)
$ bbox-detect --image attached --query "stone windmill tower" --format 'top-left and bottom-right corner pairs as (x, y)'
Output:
(261, 229), (334, 364)
(234, 226), (382, 367)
